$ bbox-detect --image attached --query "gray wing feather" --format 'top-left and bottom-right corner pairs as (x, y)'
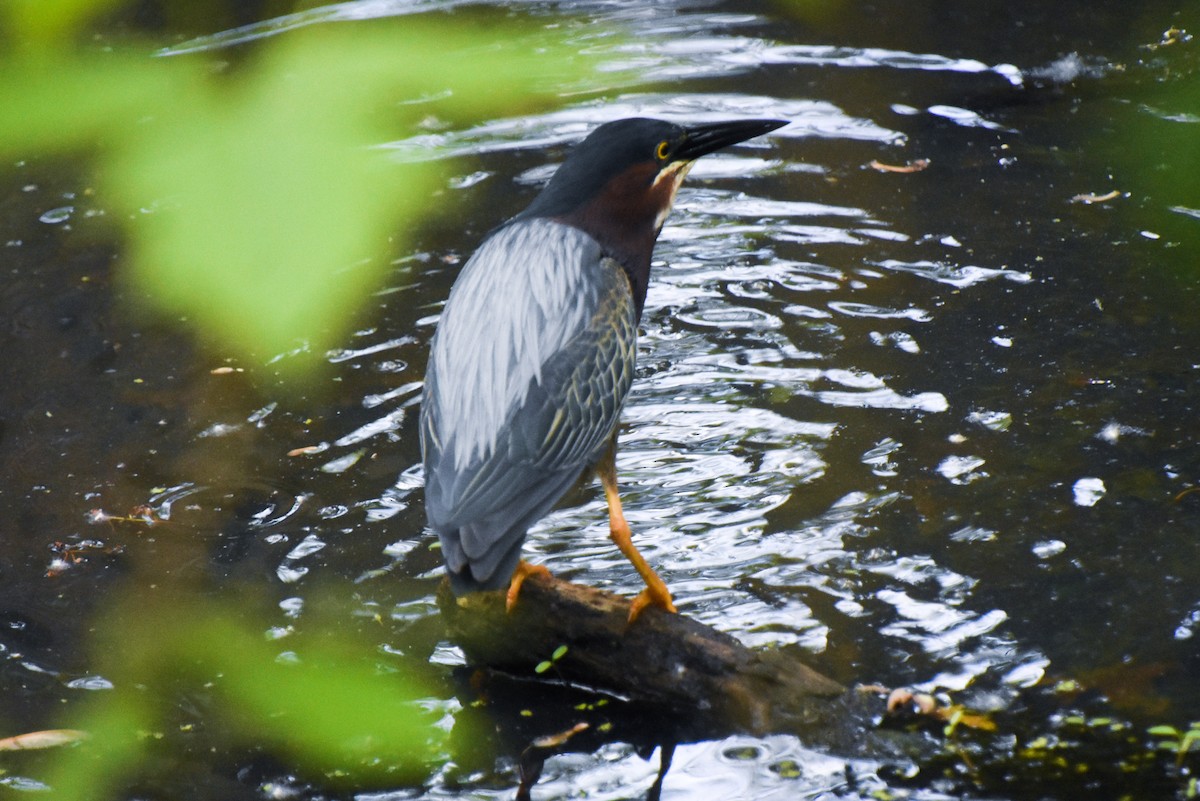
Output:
(420, 218), (637, 591)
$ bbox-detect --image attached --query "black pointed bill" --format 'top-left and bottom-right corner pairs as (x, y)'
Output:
(674, 118), (789, 162)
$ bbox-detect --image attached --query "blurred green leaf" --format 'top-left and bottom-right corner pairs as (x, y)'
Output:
(1102, 37), (1200, 273)
(0, 52), (182, 154)
(195, 618), (438, 770)
(1149, 725), (1182, 737)
(4, 0), (124, 46)
(106, 31), (436, 373)
(0, 14), (606, 376)
(46, 690), (155, 801)
(46, 600), (440, 799)
(1, 2), (614, 796)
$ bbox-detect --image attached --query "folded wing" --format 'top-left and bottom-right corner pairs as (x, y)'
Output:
(420, 218), (637, 591)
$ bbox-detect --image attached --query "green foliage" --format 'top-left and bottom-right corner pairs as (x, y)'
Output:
(0, 1), (614, 796)
(47, 692), (147, 801)
(534, 643), (569, 674)
(43, 600), (440, 800)
(0, 1), (604, 376)
(1148, 722), (1200, 767)
(1101, 27), (1200, 269)
(5, 0), (125, 45)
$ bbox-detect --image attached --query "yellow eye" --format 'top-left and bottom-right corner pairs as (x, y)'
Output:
(655, 140), (671, 160)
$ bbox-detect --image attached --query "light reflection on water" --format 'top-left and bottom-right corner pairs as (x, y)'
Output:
(663, 737), (890, 801)
(346, 5), (1028, 785)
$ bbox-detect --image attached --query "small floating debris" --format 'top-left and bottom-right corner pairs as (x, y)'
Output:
(867, 158), (930, 174)
(1144, 26), (1191, 50)
(1070, 189), (1122, 204)
(38, 206), (74, 224)
(0, 729), (89, 751)
(85, 505), (163, 526)
(858, 685), (997, 732)
(321, 448), (366, 474)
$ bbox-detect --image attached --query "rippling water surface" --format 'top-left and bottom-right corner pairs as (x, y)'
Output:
(3, 1), (1200, 799)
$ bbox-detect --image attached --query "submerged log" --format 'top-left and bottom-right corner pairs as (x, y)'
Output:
(436, 572), (854, 739)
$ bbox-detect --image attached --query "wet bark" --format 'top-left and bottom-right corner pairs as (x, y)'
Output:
(437, 572), (858, 740)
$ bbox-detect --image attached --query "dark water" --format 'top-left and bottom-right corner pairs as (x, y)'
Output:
(2, 1), (1199, 798)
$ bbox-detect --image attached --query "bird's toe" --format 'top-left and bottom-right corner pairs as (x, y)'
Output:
(505, 560), (554, 611)
(627, 584), (677, 624)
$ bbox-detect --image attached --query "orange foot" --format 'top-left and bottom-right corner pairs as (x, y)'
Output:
(627, 575), (677, 624)
(505, 560), (553, 612)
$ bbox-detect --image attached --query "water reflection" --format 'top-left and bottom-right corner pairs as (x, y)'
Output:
(666, 737), (886, 801)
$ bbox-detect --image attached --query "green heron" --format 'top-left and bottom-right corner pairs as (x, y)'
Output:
(421, 116), (788, 621)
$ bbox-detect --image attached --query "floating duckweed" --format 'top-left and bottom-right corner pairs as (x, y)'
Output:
(1148, 725), (1181, 737)
(722, 745), (762, 761)
(534, 644), (568, 674)
(769, 759), (802, 779)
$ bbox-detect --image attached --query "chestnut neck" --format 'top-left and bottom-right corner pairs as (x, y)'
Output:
(549, 162), (677, 321)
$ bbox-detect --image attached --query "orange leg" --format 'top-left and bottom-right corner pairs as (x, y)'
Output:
(596, 446), (677, 623)
(505, 559), (553, 612)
